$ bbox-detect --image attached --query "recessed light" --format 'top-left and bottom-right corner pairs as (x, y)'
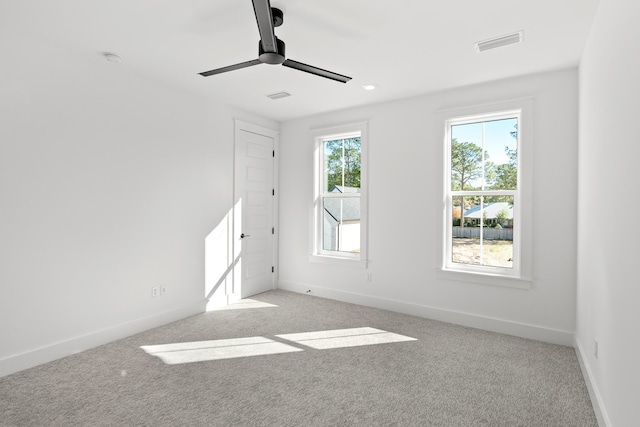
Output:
(363, 84), (378, 91)
(103, 52), (122, 63)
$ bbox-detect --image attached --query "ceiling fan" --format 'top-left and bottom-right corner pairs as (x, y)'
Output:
(198, 0), (352, 83)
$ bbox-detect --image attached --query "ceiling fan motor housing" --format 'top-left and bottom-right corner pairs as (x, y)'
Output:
(271, 8), (283, 27)
(259, 37), (286, 64)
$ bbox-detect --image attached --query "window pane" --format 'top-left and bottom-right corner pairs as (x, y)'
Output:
(480, 195), (514, 268)
(451, 196), (514, 268)
(452, 195), (481, 265)
(323, 197), (361, 253)
(324, 138), (361, 194)
(484, 118), (518, 190)
(450, 123), (483, 190)
(451, 118), (518, 191)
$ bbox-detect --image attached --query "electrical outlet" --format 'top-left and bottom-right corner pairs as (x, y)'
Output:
(151, 286), (159, 298)
(594, 341), (599, 359)
(160, 286), (167, 296)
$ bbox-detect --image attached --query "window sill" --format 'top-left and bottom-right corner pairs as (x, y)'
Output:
(435, 268), (532, 289)
(309, 254), (368, 269)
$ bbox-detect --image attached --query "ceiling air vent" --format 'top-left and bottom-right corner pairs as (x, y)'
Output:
(266, 91), (292, 100)
(475, 31), (523, 52)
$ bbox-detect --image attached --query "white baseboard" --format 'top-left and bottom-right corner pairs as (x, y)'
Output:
(574, 337), (610, 427)
(278, 280), (574, 346)
(0, 300), (206, 378)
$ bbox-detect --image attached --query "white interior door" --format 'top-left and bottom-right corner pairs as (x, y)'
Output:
(233, 123), (275, 299)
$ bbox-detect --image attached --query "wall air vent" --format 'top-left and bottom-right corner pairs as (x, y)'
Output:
(266, 91), (292, 100)
(475, 31), (523, 52)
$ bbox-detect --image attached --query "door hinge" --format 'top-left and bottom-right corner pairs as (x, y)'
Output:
(272, 266), (275, 273)
(272, 227), (275, 234)
(272, 150), (275, 158)
(272, 188), (275, 196)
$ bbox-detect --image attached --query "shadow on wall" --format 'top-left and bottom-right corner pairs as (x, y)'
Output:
(204, 199), (242, 310)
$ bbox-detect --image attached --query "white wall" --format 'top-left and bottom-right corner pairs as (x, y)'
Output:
(0, 31), (276, 376)
(577, 0), (640, 425)
(279, 68), (579, 345)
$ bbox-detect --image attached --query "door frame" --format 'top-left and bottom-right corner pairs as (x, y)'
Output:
(232, 120), (280, 300)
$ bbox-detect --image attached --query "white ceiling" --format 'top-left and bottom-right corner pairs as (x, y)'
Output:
(1, 0), (600, 122)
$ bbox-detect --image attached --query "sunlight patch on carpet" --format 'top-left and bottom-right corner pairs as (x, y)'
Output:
(213, 299), (279, 310)
(276, 327), (417, 350)
(141, 337), (301, 364)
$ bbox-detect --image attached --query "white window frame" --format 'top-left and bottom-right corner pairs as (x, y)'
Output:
(309, 122), (368, 268)
(436, 99), (533, 289)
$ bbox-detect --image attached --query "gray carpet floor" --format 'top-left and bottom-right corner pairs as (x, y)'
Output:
(0, 290), (597, 426)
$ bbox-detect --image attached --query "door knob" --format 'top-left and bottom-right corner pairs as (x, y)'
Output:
(240, 233), (251, 239)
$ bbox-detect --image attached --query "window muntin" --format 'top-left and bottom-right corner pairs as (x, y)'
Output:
(445, 112), (521, 276)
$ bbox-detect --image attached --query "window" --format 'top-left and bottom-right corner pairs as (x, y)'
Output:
(438, 100), (532, 287)
(310, 123), (368, 266)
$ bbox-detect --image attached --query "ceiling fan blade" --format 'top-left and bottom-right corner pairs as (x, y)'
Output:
(199, 59), (262, 77)
(282, 59), (352, 83)
(252, 0), (277, 53)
